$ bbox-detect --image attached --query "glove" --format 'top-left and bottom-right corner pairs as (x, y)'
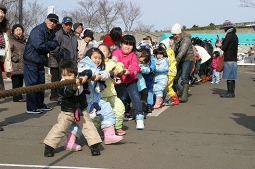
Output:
(89, 102), (101, 119)
(74, 107), (83, 121)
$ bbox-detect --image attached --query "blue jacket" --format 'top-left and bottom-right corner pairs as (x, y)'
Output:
(154, 57), (169, 82)
(142, 56), (156, 82)
(23, 22), (58, 66)
(77, 56), (110, 111)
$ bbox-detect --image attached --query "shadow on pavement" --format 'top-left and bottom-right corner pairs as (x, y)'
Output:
(0, 103), (55, 127)
(210, 87), (226, 95)
(230, 113), (255, 133)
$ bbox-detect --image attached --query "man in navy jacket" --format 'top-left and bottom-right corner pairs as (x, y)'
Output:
(23, 14), (59, 114)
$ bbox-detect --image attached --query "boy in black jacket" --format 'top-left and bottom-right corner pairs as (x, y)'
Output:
(43, 60), (102, 157)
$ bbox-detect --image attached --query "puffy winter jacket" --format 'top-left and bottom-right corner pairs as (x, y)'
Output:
(23, 22), (58, 66)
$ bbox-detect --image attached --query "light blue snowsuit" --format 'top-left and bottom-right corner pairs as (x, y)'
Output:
(153, 57), (169, 97)
(68, 56), (116, 138)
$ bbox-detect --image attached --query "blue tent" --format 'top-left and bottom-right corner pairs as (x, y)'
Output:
(159, 33), (255, 45)
(159, 33), (172, 42)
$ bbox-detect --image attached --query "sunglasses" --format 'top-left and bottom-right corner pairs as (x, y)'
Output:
(49, 19), (58, 24)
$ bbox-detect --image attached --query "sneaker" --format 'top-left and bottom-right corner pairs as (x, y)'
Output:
(116, 128), (126, 136)
(195, 79), (202, 83)
(211, 81), (215, 84)
(136, 114), (144, 130)
(123, 113), (133, 121)
(27, 109), (43, 114)
(38, 106), (53, 111)
(163, 99), (173, 106)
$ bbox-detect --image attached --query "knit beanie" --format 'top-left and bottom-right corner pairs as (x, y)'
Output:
(171, 23), (182, 34)
(11, 24), (24, 34)
(223, 20), (233, 28)
(81, 28), (94, 40)
(73, 23), (83, 32)
(0, 3), (7, 14)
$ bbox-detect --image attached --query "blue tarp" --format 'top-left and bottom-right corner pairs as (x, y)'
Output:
(160, 33), (255, 45)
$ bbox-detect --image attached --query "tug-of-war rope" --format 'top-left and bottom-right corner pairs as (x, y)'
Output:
(0, 78), (83, 99)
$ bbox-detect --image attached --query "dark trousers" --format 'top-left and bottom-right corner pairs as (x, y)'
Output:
(11, 74), (24, 101)
(199, 60), (209, 76)
(23, 64), (46, 110)
(50, 67), (60, 98)
(115, 80), (143, 116)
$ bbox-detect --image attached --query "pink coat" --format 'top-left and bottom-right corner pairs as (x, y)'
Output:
(112, 49), (139, 83)
(211, 57), (219, 70)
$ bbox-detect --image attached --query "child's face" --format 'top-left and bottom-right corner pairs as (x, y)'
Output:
(156, 54), (163, 59)
(120, 43), (133, 55)
(61, 69), (75, 80)
(160, 44), (166, 49)
(98, 45), (111, 59)
(139, 56), (146, 63)
(91, 52), (102, 67)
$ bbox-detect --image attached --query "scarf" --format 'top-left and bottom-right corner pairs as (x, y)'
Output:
(0, 33), (5, 49)
(224, 28), (234, 38)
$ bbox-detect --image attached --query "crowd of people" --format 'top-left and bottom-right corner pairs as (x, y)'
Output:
(0, 3), (239, 157)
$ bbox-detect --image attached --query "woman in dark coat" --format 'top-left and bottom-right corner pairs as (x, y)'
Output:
(9, 24), (26, 102)
(220, 20), (238, 98)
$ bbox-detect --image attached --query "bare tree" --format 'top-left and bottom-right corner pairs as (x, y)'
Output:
(1, 0), (20, 29)
(22, 0), (46, 34)
(239, 0), (255, 8)
(63, 0), (100, 31)
(120, 1), (142, 32)
(133, 21), (154, 32)
(97, 0), (125, 32)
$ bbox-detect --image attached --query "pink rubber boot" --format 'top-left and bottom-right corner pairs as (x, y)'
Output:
(153, 96), (163, 109)
(103, 125), (123, 145)
(64, 132), (82, 151)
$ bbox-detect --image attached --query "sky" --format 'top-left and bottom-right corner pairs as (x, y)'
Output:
(26, 0), (255, 31)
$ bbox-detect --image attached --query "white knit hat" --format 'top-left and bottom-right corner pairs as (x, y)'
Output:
(171, 23), (182, 34)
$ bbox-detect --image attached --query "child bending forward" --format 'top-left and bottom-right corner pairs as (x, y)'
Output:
(43, 60), (102, 157)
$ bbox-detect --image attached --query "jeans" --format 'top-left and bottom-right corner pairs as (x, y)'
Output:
(115, 80), (143, 115)
(212, 69), (220, 83)
(175, 59), (194, 85)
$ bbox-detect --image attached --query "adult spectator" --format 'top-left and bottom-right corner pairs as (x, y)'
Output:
(73, 22), (83, 40)
(220, 20), (238, 98)
(171, 23), (194, 102)
(0, 3), (12, 91)
(9, 24), (26, 102)
(48, 16), (78, 102)
(23, 13), (59, 114)
(0, 3), (12, 132)
(78, 28), (94, 61)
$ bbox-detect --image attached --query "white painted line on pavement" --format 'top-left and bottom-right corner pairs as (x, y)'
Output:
(0, 163), (107, 169)
(147, 106), (168, 117)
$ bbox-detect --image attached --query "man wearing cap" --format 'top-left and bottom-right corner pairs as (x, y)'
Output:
(23, 13), (59, 114)
(220, 20), (238, 98)
(48, 16), (78, 102)
(73, 23), (83, 40)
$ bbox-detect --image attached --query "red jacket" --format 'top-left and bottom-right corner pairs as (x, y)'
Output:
(103, 34), (115, 46)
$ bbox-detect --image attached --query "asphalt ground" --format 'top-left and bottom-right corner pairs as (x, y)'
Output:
(0, 66), (255, 169)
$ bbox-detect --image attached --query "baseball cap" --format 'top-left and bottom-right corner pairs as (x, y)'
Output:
(47, 13), (59, 23)
(62, 17), (73, 24)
